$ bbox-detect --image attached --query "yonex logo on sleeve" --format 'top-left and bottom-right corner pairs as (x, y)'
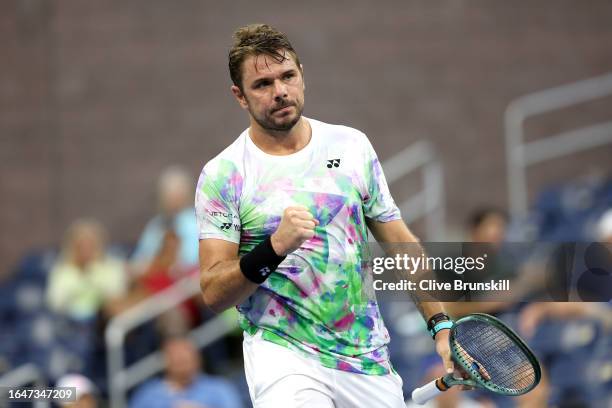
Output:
(219, 222), (240, 231)
(326, 159), (341, 168)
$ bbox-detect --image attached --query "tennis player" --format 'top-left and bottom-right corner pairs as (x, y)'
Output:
(196, 24), (455, 407)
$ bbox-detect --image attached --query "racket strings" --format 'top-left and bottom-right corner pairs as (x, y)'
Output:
(456, 325), (535, 391)
(453, 321), (536, 393)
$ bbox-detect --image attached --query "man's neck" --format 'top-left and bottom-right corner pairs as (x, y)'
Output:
(248, 117), (311, 156)
(165, 377), (194, 392)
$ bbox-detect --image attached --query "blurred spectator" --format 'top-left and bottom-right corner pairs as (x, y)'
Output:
(129, 337), (243, 408)
(46, 219), (127, 321)
(56, 373), (98, 408)
(131, 166), (199, 273)
(467, 207), (508, 247)
(519, 209), (612, 337)
(108, 229), (199, 336)
(519, 302), (612, 339)
(444, 207), (516, 316)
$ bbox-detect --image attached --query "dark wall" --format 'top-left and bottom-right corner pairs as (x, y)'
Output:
(2, 0), (612, 276)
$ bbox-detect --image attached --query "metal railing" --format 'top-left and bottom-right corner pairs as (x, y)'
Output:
(105, 274), (238, 408)
(0, 363), (49, 408)
(505, 72), (612, 217)
(382, 140), (446, 240)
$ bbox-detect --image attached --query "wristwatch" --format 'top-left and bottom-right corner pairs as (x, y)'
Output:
(427, 312), (453, 339)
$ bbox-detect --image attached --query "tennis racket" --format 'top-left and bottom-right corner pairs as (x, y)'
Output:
(411, 313), (541, 405)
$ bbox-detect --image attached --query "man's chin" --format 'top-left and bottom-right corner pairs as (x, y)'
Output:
(267, 113), (301, 131)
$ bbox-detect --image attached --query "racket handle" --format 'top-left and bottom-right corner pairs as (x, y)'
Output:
(411, 378), (444, 405)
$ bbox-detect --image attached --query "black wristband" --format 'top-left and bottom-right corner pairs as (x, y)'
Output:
(426, 312), (450, 332)
(239, 236), (286, 284)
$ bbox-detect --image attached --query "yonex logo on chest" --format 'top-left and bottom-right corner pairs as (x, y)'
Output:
(327, 159), (341, 168)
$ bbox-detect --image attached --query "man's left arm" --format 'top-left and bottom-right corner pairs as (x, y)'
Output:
(367, 218), (455, 375)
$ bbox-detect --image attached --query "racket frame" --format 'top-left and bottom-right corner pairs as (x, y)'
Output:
(447, 313), (542, 396)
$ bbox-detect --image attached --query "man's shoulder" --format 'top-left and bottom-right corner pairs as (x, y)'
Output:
(199, 132), (247, 177)
(131, 377), (167, 399)
(194, 373), (237, 388)
(309, 117), (370, 145)
(192, 375), (242, 402)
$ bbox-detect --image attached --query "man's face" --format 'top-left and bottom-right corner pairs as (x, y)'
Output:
(471, 214), (507, 246)
(232, 51), (305, 132)
(73, 228), (100, 267)
(164, 339), (200, 387)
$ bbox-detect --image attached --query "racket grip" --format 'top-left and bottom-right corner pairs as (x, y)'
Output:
(411, 379), (444, 405)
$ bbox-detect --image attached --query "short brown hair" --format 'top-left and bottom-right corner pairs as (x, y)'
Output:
(229, 24), (301, 90)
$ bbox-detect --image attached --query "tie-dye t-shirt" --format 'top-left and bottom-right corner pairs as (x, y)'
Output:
(195, 117), (401, 375)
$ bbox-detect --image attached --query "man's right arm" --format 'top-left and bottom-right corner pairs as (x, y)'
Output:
(199, 238), (258, 313)
(199, 205), (317, 313)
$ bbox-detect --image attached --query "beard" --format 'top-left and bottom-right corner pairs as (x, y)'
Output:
(249, 98), (304, 133)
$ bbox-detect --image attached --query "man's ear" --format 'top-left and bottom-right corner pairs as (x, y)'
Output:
(231, 85), (249, 109)
(300, 64), (305, 91)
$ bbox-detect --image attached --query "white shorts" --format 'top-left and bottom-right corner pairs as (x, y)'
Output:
(243, 330), (406, 408)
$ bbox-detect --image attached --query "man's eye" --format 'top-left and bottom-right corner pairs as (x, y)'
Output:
(255, 81), (270, 89)
(283, 73), (295, 80)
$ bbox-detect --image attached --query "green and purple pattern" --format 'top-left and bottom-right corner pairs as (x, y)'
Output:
(196, 119), (401, 375)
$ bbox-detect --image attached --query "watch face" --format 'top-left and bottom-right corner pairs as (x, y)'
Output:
(427, 313), (450, 330)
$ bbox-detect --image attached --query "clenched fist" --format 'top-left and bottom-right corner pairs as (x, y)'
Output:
(270, 205), (319, 256)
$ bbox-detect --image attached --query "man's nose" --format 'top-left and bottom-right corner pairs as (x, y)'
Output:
(273, 79), (288, 100)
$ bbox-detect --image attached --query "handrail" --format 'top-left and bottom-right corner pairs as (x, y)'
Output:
(105, 273), (239, 408)
(505, 72), (612, 217)
(382, 140), (446, 240)
(114, 312), (237, 392)
(0, 363), (49, 408)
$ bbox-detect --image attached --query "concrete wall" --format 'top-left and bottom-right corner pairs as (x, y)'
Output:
(2, 0), (611, 275)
